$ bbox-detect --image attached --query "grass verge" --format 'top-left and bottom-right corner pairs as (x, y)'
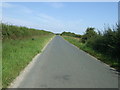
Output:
(2, 35), (54, 88)
(62, 36), (119, 71)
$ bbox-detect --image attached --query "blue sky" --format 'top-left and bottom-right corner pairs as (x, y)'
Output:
(2, 2), (118, 34)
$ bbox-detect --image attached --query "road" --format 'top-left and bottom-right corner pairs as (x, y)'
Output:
(17, 36), (118, 88)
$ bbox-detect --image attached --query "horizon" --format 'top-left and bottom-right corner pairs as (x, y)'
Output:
(2, 2), (118, 35)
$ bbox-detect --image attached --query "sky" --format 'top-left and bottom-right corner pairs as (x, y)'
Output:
(2, 2), (118, 34)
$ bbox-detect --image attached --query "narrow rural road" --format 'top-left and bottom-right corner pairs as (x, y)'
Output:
(17, 36), (118, 88)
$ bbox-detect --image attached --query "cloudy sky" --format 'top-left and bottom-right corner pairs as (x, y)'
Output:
(2, 2), (118, 34)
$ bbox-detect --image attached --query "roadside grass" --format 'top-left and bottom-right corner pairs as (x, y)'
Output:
(2, 35), (54, 88)
(2, 23), (54, 88)
(62, 36), (119, 70)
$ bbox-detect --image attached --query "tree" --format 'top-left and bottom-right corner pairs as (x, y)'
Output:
(81, 27), (97, 43)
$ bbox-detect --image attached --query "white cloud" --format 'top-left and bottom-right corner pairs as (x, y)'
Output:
(31, 13), (84, 33)
(2, 2), (33, 14)
(1, 2), (15, 8)
(2, 4), (83, 33)
(36, 13), (59, 22)
(48, 2), (64, 8)
(2, 16), (39, 28)
(2, 14), (84, 34)
(30, 13), (68, 32)
(2, 15), (62, 32)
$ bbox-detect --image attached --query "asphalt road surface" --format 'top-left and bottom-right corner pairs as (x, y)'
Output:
(17, 36), (118, 88)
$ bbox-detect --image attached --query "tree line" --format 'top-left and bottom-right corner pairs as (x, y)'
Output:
(61, 31), (81, 38)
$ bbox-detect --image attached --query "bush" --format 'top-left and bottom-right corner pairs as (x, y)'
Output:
(86, 25), (120, 60)
(81, 27), (97, 43)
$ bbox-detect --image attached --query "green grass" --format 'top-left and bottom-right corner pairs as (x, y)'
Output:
(2, 23), (55, 88)
(2, 35), (54, 88)
(63, 36), (119, 70)
(2, 23), (54, 88)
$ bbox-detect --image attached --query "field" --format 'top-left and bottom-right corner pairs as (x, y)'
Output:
(2, 23), (54, 88)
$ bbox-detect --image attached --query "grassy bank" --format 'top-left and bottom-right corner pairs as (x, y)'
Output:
(62, 36), (119, 71)
(2, 23), (54, 88)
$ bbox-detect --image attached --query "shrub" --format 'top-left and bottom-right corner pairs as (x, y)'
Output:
(86, 25), (120, 60)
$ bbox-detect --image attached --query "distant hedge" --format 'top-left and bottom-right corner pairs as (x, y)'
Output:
(60, 31), (81, 38)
